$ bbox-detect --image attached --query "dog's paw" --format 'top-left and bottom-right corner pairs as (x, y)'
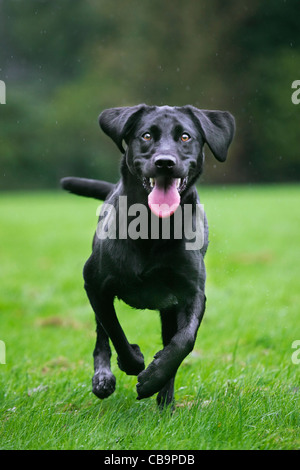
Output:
(117, 343), (145, 376)
(136, 350), (168, 399)
(92, 370), (116, 399)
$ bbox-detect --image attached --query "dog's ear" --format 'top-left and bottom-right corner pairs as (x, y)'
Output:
(187, 106), (235, 162)
(99, 105), (146, 153)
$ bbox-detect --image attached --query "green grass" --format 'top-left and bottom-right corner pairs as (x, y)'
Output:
(0, 185), (299, 450)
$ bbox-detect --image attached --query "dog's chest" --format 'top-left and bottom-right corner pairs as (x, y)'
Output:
(112, 242), (204, 310)
(118, 266), (179, 309)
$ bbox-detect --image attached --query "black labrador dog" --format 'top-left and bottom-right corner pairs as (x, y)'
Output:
(61, 104), (235, 408)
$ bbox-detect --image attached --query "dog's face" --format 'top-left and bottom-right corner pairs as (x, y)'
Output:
(99, 104), (235, 217)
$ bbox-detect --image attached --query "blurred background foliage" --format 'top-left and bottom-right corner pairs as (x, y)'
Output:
(0, 0), (299, 190)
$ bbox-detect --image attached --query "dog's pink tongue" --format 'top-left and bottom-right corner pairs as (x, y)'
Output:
(148, 178), (180, 218)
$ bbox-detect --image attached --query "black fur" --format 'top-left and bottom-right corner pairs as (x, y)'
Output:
(61, 104), (235, 408)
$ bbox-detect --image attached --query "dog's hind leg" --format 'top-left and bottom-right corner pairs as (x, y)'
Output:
(92, 318), (116, 399)
(156, 308), (178, 409)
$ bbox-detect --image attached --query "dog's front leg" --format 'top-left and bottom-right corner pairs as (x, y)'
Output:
(136, 293), (206, 401)
(92, 317), (116, 399)
(84, 265), (145, 378)
(86, 286), (145, 377)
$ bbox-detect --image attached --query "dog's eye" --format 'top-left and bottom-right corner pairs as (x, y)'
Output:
(142, 132), (152, 141)
(181, 133), (191, 142)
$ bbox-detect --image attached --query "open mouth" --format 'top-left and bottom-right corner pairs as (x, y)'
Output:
(143, 177), (187, 194)
(142, 176), (188, 218)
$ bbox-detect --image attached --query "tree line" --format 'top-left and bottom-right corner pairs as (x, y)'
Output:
(0, 0), (299, 190)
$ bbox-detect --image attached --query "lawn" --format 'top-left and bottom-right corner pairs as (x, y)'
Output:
(0, 185), (299, 450)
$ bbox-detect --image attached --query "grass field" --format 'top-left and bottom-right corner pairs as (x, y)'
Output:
(0, 185), (299, 450)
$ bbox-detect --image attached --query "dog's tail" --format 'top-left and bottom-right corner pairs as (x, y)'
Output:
(60, 177), (114, 201)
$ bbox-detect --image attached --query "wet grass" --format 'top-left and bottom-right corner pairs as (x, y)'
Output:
(0, 185), (299, 449)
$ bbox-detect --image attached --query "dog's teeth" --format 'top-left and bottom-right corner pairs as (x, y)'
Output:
(150, 178), (155, 188)
(175, 178), (181, 189)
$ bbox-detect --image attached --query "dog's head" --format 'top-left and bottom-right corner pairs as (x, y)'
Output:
(99, 104), (235, 217)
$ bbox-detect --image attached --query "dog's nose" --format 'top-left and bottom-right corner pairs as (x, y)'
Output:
(154, 155), (176, 169)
